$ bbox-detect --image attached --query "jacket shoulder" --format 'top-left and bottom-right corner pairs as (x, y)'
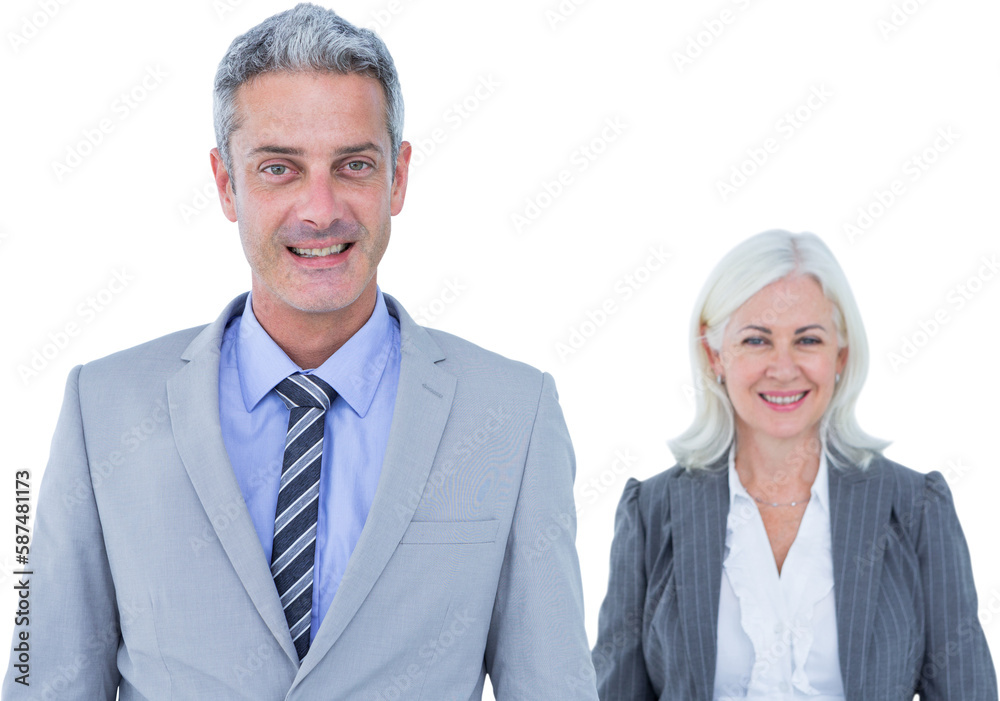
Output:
(632, 464), (690, 495)
(852, 453), (940, 497)
(423, 326), (546, 389)
(623, 463), (711, 522)
(837, 453), (953, 541)
(77, 324), (207, 387)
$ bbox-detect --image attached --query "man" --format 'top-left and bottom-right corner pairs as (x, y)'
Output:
(3, 4), (598, 699)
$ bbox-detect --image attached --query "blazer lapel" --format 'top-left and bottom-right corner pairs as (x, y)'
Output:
(828, 459), (893, 701)
(167, 293), (299, 665)
(670, 464), (728, 701)
(296, 294), (456, 680)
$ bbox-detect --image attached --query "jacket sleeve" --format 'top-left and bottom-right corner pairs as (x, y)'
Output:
(916, 470), (997, 700)
(592, 478), (657, 700)
(484, 371), (599, 700)
(2, 366), (121, 700)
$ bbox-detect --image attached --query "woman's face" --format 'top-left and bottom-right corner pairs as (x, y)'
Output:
(705, 274), (848, 448)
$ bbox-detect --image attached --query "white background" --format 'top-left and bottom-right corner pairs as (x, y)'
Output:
(1, 0), (998, 696)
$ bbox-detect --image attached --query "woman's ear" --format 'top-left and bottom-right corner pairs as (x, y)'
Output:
(701, 324), (724, 380)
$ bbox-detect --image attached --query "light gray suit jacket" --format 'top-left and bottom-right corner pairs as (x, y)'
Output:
(592, 456), (997, 700)
(3, 293), (599, 700)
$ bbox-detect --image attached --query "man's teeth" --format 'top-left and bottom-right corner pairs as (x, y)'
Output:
(761, 392), (806, 405)
(290, 243), (349, 257)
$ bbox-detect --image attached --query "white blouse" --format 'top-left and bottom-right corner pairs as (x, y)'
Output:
(713, 449), (846, 701)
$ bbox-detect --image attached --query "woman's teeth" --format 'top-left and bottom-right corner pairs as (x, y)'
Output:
(761, 392), (806, 405)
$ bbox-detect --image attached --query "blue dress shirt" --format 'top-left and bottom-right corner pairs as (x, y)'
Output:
(218, 289), (401, 643)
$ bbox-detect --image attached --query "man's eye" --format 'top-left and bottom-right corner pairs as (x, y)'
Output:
(265, 165), (289, 176)
(346, 161), (368, 172)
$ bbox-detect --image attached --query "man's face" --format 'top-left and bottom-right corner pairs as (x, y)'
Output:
(211, 70), (410, 319)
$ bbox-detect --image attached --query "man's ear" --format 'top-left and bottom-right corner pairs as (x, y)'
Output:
(210, 148), (238, 223)
(390, 141), (412, 216)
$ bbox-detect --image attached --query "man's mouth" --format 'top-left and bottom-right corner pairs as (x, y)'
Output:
(760, 391), (807, 405)
(289, 243), (351, 258)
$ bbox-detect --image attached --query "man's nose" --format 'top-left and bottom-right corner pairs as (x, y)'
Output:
(297, 174), (346, 231)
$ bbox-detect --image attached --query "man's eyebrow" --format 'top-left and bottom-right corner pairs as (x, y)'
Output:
(247, 145), (304, 158)
(337, 141), (383, 157)
(246, 142), (384, 159)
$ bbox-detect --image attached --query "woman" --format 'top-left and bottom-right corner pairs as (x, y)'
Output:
(592, 230), (996, 700)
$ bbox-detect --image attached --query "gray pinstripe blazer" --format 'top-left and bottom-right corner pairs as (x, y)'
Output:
(592, 455), (997, 700)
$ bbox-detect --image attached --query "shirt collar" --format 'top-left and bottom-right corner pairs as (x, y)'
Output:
(235, 287), (396, 418)
(727, 441), (830, 513)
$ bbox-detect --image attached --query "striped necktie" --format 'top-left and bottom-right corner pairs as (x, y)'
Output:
(271, 373), (337, 661)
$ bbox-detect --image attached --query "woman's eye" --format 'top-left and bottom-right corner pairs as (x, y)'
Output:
(742, 337), (765, 346)
(798, 336), (821, 345)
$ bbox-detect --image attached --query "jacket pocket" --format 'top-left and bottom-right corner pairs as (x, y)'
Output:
(400, 519), (500, 544)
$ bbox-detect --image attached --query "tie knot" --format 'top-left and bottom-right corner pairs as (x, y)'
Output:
(275, 373), (337, 411)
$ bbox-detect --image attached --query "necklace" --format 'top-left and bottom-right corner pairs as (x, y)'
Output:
(747, 491), (811, 508)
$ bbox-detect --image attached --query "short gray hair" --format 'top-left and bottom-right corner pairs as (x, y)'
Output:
(668, 230), (890, 470)
(213, 3), (404, 175)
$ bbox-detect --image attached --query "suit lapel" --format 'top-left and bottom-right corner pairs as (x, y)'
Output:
(167, 293), (299, 665)
(296, 294), (455, 680)
(828, 458), (893, 701)
(670, 464), (728, 701)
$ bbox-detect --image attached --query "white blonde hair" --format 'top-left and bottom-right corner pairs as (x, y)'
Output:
(668, 230), (889, 470)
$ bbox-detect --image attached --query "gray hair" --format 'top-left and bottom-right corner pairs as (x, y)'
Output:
(668, 230), (890, 470)
(213, 3), (404, 176)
